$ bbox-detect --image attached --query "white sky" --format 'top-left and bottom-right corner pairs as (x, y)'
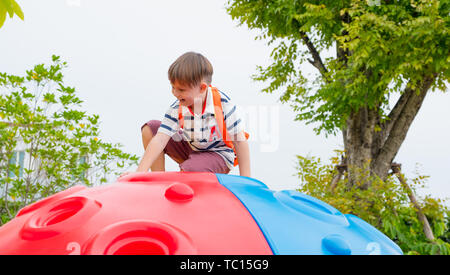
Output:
(1, 0), (449, 205)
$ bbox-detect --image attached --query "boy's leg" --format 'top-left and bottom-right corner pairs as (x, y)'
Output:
(180, 151), (231, 174)
(141, 120), (193, 170)
(141, 121), (165, 171)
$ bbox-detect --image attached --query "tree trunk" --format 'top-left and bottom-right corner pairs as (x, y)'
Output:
(342, 75), (436, 188)
(344, 106), (377, 189)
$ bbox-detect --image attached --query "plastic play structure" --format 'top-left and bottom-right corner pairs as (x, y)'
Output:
(0, 172), (402, 255)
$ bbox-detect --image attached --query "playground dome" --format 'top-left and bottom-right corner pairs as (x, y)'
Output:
(0, 172), (402, 255)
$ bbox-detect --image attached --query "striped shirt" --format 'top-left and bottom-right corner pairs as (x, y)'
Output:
(158, 86), (244, 170)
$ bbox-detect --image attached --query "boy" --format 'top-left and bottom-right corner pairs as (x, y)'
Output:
(123, 52), (250, 177)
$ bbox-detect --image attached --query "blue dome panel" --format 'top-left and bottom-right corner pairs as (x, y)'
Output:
(216, 174), (402, 255)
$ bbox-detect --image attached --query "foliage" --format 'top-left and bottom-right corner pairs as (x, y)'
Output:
(295, 151), (450, 255)
(0, 55), (139, 224)
(226, 0), (449, 135)
(0, 0), (24, 29)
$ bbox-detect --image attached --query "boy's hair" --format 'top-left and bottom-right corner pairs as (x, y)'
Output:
(168, 52), (213, 87)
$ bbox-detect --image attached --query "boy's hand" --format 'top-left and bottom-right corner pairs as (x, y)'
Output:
(119, 171), (133, 179)
(232, 131), (251, 178)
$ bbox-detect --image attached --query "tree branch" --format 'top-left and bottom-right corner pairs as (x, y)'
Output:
(384, 88), (413, 139)
(299, 31), (329, 80)
(372, 74), (436, 178)
(372, 88), (413, 157)
(391, 163), (436, 243)
(329, 157), (347, 193)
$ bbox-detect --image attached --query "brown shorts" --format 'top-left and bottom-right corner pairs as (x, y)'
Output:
(141, 120), (230, 174)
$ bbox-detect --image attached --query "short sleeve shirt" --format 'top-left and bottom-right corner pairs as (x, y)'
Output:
(158, 86), (245, 170)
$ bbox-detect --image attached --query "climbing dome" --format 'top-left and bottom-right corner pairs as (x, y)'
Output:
(0, 172), (402, 255)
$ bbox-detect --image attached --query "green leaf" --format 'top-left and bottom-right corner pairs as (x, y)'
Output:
(0, 0), (24, 29)
(0, 10), (6, 28)
(11, 0), (23, 20)
(1, 0), (14, 18)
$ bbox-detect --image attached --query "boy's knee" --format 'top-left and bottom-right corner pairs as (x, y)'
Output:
(141, 125), (153, 140)
(141, 120), (161, 139)
(141, 120), (161, 150)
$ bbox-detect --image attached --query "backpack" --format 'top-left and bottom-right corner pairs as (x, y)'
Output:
(178, 86), (249, 167)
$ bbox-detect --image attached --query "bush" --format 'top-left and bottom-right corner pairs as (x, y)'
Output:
(0, 56), (139, 224)
(295, 151), (450, 255)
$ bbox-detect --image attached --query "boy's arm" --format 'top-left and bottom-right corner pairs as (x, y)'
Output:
(136, 132), (171, 172)
(232, 131), (251, 178)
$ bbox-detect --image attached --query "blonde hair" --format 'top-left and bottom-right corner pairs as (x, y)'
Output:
(168, 52), (213, 87)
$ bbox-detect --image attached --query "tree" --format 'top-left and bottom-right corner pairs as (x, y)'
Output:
(0, 0), (24, 29)
(226, 0), (449, 188)
(0, 55), (139, 223)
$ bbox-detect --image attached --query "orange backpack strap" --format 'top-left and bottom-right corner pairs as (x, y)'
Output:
(211, 87), (250, 167)
(179, 86), (249, 167)
(178, 105), (184, 130)
(211, 87), (234, 149)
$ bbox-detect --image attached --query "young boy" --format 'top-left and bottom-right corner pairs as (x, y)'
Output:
(125, 52), (250, 177)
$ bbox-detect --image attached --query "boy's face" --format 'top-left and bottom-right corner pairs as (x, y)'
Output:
(171, 80), (208, 108)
